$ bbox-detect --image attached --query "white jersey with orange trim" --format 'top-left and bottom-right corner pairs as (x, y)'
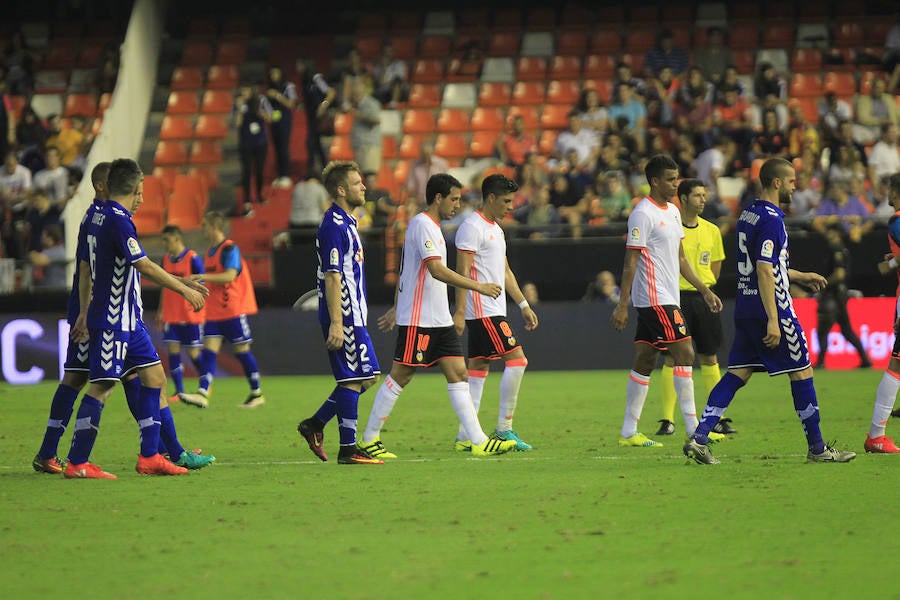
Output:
(396, 212), (452, 327)
(625, 197), (684, 308)
(455, 210), (507, 319)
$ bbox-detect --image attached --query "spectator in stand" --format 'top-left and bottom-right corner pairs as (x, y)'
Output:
(233, 84), (271, 215)
(753, 63), (788, 129)
(643, 29), (689, 78)
(348, 79), (381, 176)
(548, 171), (587, 238)
(32, 146), (70, 208)
(787, 101), (820, 160)
(0, 76), (14, 159)
(607, 84), (647, 153)
(694, 27), (733, 86)
(673, 132), (697, 176)
(588, 170), (633, 224)
(340, 49), (370, 112)
(552, 111), (600, 172)
(829, 121), (868, 171)
(296, 58), (335, 176)
(854, 77), (900, 145)
(574, 87), (609, 137)
(363, 170), (398, 230)
(752, 109), (788, 159)
(582, 270), (621, 303)
(814, 182), (874, 242)
(511, 183), (560, 239)
(644, 66), (677, 127)
(678, 66), (713, 106)
(3, 31), (34, 96)
(46, 114), (91, 169)
(496, 114), (537, 168)
(715, 65), (746, 101)
(676, 87), (715, 151)
(405, 138), (449, 210)
(24, 189), (62, 252)
(596, 143), (632, 175)
(885, 15), (900, 92)
(289, 173), (329, 233)
(872, 175), (896, 222)
(14, 105), (45, 155)
(28, 223), (67, 288)
(869, 123), (900, 185)
(0, 151), (31, 206)
(612, 61), (645, 98)
(790, 168), (822, 221)
(714, 84), (753, 155)
(819, 91), (853, 144)
(692, 136), (736, 220)
(96, 45), (119, 95)
(265, 66), (299, 188)
(371, 44), (409, 109)
(827, 144), (867, 186)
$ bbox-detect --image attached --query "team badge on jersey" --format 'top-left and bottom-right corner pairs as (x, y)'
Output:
(330, 248), (340, 266)
(630, 227), (640, 243)
(127, 237), (141, 257)
(700, 251), (710, 265)
(761, 239), (774, 258)
(424, 239), (434, 250)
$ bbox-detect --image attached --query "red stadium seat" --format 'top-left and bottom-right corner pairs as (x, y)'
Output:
(382, 136), (397, 160)
(823, 72), (856, 96)
(402, 109), (437, 134)
(728, 25), (760, 50)
(625, 29), (657, 53)
(790, 49), (822, 73)
(154, 141), (188, 166)
(540, 104), (570, 130)
(507, 105), (539, 131)
(206, 65), (238, 90)
(469, 131), (500, 158)
(133, 207), (165, 236)
(188, 166), (219, 191)
(546, 80), (581, 105)
(356, 13), (388, 36)
(488, 32), (520, 56)
(478, 82), (512, 107)
(153, 167), (178, 195)
(492, 9), (524, 33)
(390, 36), (417, 60)
(215, 41), (246, 65)
(181, 40), (213, 66)
(590, 30), (622, 54)
(411, 59), (444, 84)
(166, 190), (203, 230)
(789, 73), (823, 98)
(141, 175), (167, 214)
(538, 130), (556, 155)
(355, 36), (382, 60)
(436, 109), (471, 133)
(170, 67), (203, 91)
(789, 98), (818, 124)
(159, 115), (194, 140)
(556, 31), (587, 55)
(434, 133), (468, 160)
(834, 22), (864, 48)
(166, 92), (200, 115)
(762, 24), (794, 49)
(732, 50), (755, 74)
(471, 107), (506, 131)
(583, 54), (616, 79)
(419, 36), (451, 59)
(515, 57), (547, 81)
(77, 44), (103, 68)
(512, 81), (546, 106)
(43, 44), (77, 69)
(200, 90), (233, 114)
(398, 135), (428, 160)
(188, 140), (223, 165)
(407, 83), (442, 109)
(549, 56), (582, 80)
(393, 160), (411, 189)
(173, 173), (209, 213)
(390, 11), (423, 34)
(525, 8), (557, 31)
(329, 135), (353, 160)
(63, 93), (98, 118)
(194, 114), (228, 139)
(333, 112), (353, 135)
(583, 79), (613, 103)
(629, 5), (659, 24)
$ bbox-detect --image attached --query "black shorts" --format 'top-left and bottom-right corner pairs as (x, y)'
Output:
(635, 305), (692, 349)
(467, 316), (521, 360)
(393, 325), (463, 367)
(892, 305), (900, 360)
(680, 291), (722, 355)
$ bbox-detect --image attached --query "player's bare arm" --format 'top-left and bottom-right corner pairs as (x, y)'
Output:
(425, 258), (501, 299)
(678, 243), (723, 312)
(190, 268), (237, 284)
(878, 252), (897, 276)
(611, 248), (640, 332)
(505, 259), (538, 331)
(71, 259), (92, 343)
(453, 250), (474, 335)
(757, 262), (781, 348)
(788, 269), (827, 293)
(133, 257), (207, 312)
(323, 271), (344, 350)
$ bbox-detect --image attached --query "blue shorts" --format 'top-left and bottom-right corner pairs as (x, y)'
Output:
(728, 317), (811, 376)
(89, 322), (161, 382)
(63, 338), (91, 372)
(321, 323), (381, 383)
(163, 322), (203, 347)
(204, 316), (253, 345)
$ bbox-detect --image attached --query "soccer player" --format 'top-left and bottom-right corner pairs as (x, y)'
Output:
(296, 161), (384, 464)
(181, 211), (264, 409)
(656, 179), (735, 436)
(358, 173), (517, 457)
(868, 173), (900, 453)
(33, 162), (214, 475)
(611, 155), (723, 448)
(156, 224), (205, 403)
(684, 158), (857, 464)
(452, 173), (538, 451)
(66, 158), (210, 478)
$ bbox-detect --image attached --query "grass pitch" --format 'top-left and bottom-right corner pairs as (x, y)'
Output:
(1, 369), (898, 599)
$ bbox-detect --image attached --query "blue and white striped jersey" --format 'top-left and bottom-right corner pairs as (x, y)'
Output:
(316, 203), (369, 327)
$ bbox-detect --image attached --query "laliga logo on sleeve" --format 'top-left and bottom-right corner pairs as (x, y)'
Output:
(629, 227), (640, 243)
(330, 248), (340, 266)
(761, 239), (774, 259)
(127, 237), (141, 257)
(424, 239), (434, 251)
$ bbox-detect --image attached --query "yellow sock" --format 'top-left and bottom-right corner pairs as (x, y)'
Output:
(701, 363), (722, 397)
(660, 364), (676, 422)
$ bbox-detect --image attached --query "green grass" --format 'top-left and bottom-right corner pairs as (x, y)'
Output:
(2, 369), (899, 599)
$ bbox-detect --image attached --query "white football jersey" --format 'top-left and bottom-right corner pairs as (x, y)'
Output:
(625, 197), (684, 308)
(455, 211), (507, 319)
(396, 212), (452, 327)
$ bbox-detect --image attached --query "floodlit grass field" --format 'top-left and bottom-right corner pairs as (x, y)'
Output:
(1, 369), (898, 599)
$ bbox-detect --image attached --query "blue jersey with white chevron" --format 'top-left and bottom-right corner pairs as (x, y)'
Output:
(316, 204), (369, 327)
(78, 200), (146, 332)
(66, 197), (105, 325)
(734, 200), (795, 321)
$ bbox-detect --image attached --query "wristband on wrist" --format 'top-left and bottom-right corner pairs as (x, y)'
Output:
(518, 300), (529, 309)
(890, 257), (898, 269)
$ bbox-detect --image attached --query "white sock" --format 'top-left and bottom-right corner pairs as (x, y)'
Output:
(498, 360), (527, 431)
(870, 370), (900, 438)
(362, 375), (403, 444)
(673, 366), (698, 435)
(448, 381), (487, 445)
(457, 370), (487, 442)
(621, 371), (650, 438)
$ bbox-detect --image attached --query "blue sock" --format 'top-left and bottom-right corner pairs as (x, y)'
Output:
(314, 390), (339, 425)
(169, 353), (184, 393)
(198, 348), (217, 393)
(122, 376), (142, 420)
(791, 378), (825, 453)
(334, 385), (360, 446)
(158, 406), (185, 459)
(693, 372), (746, 444)
(38, 383), (80, 459)
(236, 351), (261, 393)
(137, 386), (162, 458)
(67, 395), (104, 465)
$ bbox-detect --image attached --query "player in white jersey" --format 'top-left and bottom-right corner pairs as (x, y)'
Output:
(452, 174), (538, 452)
(611, 154), (723, 448)
(358, 173), (518, 458)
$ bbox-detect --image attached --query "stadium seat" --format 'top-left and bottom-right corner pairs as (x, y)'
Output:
(558, 6), (593, 30)
(391, 11), (423, 34)
(732, 50), (755, 75)
(629, 5), (659, 24)
(31, 93), (63, 119)
(525, 8), (557, 31)
(194, 114), (228, 139)
(789, 73), (823, 98)
(382, 136), (397, 160)
(596, 6), (625, 24)
(154, 141), (188, 166)
(796, 23), (829, 49)
(871, 22), (893, 43)
(411, 59), (444, 84)
(446, 58), (482, 83)
(356, 13), (387, 36)
(419, 36), (451, 59)
(166, 190), (203, 230)
(823, 72), (856, 96)
(166, 92), (200, 115)
(98, 93), (111, 116)
(731, 4), (760, 22)
(492, 9), (524, 32)
(334, 112), (353, 135)
(478, 82), (512, 107)
(480, 58), (515, 83)
(206, 65), (238, 90)
(244, 254), (271, 286)
(181, 40), (213, 66)
(456, 9), (488, 35)
(590, 30), (622, 54)
(394, 160), (411, 188)
(188, 166), (219, 191)
(583, 54), (616, 79)
(173, 173), (209, 213)
(619, 53), (645, 76)
(789, 98), (819, 124)
(423, 10), (455, 36)
(63, 93), (98, 118)
(230, 216), (275, 252)
(625, 29), (657, 53)
(329, 135), (353, 160)
(755, 49), (788, 75)
(33, 70), (67, 94)
(834, 22), (864, 48)
(728, 25), (760, 50)
(390, 36), (417, 60)
(512, 81), (546, 105)
(549, 56), (581, 81)
(546, 80), (581, 105)
(153, 167), (178, 194)
(380, 110), (402, 137)
(538, 129), (556, 155)
(487, 32), (520, 56)
(7, 95), (26, 119)
(762, 24), (794, 49)
(790, 49), (822, 73)
(188, 140), (223, 165)
(200, 90), (233, 114)
(556, 31), (587, 55)
(159, 115), (195, 140)
(696, 2), (727, 28)
(469, 131), (500, 158)
(408, 83), (442, 108)
(437, 108), (471, 132)
(376, 161), (399, 197)
(441, 83), (477, 109)
(77, 43), (103, 68)
(355, 36), (382, 60)
(141, 175), (167, 215)
(170, 66), (203, 91)
(434, 133), (468, 160)
(470, 107), (505, 131)
(508, 105), (539, 130)
(763, 0), (795, 20)
(402, 109), (437, 134)
(515, 57), (547, 81)
(540, 104), (570, 130)
(520, 32), (554, 57)
(215, 41), (246, 65)
(399, 135), (429, 160)
(43, 44), (77, 69)
(133, 207), (165, 236)
(583, 79), (613, 103)
(187, 16), (218, 37)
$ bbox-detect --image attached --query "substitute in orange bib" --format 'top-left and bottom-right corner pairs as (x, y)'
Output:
(181, 211), (263, 409)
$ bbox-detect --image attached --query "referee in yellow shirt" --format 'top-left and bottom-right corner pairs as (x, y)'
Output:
(656, 179), (735, 436)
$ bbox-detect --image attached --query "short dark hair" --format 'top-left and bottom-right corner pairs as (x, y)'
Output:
(91, 161), (111, 186)
(203, 210), (226, 231)
(889, 173), (900, 198)
(162, 224), (183, 237)
(322, 160), (360, 198)
(107, 158), (143, 197)
(425, 173), (463, 205)
(759, 158), (793, 189)
(644, 154), (678, 185)
(481, 173), (518, 199)
(43, 224), (63, 244)
(677, 178), (706, 200)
